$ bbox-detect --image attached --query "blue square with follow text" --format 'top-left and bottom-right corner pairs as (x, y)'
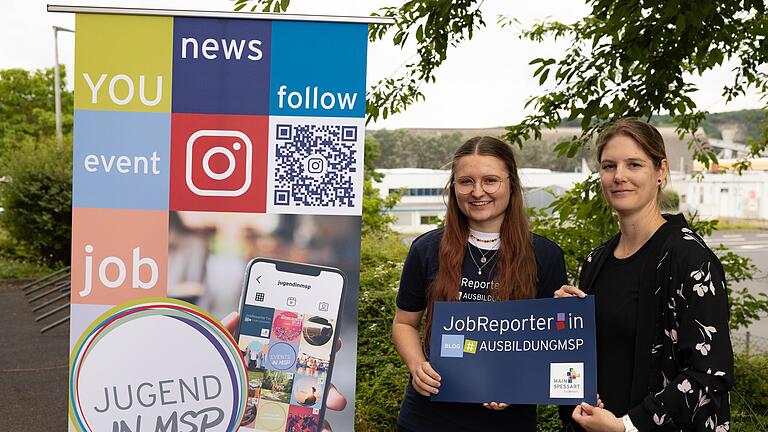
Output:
(269, 21), (367, 118)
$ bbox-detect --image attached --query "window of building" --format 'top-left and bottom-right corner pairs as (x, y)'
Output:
(420, 215), (440, 225)
(391, 188), (444, 197)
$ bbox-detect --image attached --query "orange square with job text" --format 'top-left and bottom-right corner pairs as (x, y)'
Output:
(71, 208), (168, 305)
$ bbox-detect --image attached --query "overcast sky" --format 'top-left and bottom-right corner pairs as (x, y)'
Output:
(3, 0), (764, 129)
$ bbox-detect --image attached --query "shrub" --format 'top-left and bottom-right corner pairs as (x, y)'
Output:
(537, 405), (562, 432)
(0, 136), (72, 266)
(0, 226), (53, 278)
(660, 189), (680, 210)
(0, 257), (53, 279)
(355, 231), (410, 431)
(731, 352), (768, 430)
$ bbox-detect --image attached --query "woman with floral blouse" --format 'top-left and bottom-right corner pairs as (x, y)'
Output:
(556, 118), (733, 432)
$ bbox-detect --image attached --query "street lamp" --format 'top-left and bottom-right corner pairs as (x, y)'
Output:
(53, 25), (74, 150)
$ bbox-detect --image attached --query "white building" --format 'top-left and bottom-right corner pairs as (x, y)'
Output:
(374, 168), (590, 234)
(372, 126), (768, 229)
(683, 171), (768, 220)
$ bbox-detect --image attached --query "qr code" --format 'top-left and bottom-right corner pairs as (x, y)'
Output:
(273, 123), (358, 207)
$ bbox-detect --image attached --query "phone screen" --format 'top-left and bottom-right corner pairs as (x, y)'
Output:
(236, 258), (345, 432)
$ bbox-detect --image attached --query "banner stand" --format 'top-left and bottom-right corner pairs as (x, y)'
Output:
(50, 5), (392, 432)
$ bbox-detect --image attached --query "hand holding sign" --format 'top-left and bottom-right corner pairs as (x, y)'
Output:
(410, 361), (441, 396)
(555, 284), (587, 298)
(482, 402), (510, 410)
(572, 402), (624, 432)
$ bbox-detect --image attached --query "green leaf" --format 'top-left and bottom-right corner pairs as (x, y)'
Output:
(393, 31), (403, 45)
(539, 68), (550, 85)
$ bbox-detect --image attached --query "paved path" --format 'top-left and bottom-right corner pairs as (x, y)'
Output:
(704, 232), (768, 252)
(0, 280), (68, 431)
(704, 232), (768, 346)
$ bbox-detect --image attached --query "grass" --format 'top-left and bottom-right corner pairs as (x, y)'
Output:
(0, 225), (55, 279)
(0, 256), (53, 279)
(716, 222), (768, 231)
(714, 218), (768, 231)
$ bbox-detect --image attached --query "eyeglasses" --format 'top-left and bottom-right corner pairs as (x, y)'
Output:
(453, 176), (509, 194)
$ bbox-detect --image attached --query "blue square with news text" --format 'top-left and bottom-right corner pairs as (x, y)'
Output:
(172, 17), (271, 115)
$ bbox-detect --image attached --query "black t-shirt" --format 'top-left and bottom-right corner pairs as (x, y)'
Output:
(592, 228), (666, 417)
(395, 228), (568, 432)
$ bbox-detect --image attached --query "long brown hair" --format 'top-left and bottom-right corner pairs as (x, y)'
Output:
(422, 136), (538, 353)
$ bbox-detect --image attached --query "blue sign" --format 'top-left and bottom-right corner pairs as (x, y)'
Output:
(73, 110), (170, 210)
(240, 304), (275, 339)
(269, 21), (367, 118)
(172, 17), (272, 115)
(429, 296), (597, 405)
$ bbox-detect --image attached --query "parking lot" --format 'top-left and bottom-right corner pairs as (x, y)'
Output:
(0, 280), (68, 431)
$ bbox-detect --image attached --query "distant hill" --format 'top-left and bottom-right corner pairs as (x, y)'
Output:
(368, 125), (696, 172)
(560, 109), (767, 142)
(368, 110), (765, 172)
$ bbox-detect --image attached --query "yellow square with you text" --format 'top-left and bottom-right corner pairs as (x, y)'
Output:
(75, 14), (173, 112)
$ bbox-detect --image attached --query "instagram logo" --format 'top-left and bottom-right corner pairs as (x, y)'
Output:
(185, 130), (252, 197)
(170, 113), (267, 212)
(304, 154), (327, 176)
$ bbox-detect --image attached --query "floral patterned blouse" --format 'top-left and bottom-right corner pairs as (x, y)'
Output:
(563, 214), (733, 432)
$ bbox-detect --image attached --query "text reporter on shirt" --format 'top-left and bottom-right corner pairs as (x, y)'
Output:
(555, 119), (733, 432)
(392, 136), (568, 432)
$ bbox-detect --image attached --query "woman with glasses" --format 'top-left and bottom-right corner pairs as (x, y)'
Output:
(392, 136), (568, 432)
(556, 119), (732, 432)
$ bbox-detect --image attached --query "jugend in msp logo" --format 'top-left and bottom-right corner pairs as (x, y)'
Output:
(550, 363), (584, 399)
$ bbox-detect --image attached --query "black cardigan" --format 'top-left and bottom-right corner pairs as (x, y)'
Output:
(561, 214), (733, 432)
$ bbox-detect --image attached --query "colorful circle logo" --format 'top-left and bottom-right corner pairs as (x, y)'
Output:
(69, 299), (247, 432)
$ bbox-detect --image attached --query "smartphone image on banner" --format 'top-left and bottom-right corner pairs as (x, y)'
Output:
(235, 257), (346, 432)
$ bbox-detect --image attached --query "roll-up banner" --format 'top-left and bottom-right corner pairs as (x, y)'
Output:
(51, 6), (391, 431)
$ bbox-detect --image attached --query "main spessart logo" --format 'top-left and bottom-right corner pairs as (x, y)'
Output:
(567, 367), (580, 383)
(69, 299), (247, 432)
(550, 363), (584, 399)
